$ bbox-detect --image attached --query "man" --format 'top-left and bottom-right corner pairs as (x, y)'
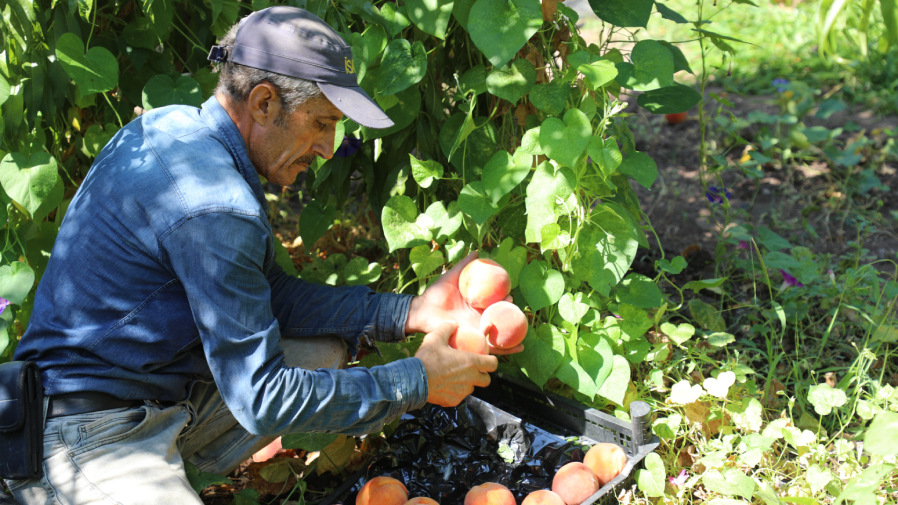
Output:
(5, 7), (519, 504)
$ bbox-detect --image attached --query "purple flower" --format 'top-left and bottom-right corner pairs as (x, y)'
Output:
(0, 298), (8, 316)
(780, 270), (803, 288)
(773, 78), (790, 93)
(334, 136), (361, 158)
(705, 186), (731, 204)
(669, 469), (688, 486)
(738, 240), (749, 250)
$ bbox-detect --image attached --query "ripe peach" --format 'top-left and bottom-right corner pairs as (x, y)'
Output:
(404, 498), (440, 505)
(551, 462), (600, 505)
(464, 482), (516, 505)
(583, 443), (628, 486)
(448, 326), (489, 355)
(521, 489), (566, 505)
(356, 476), (408, 505)
(480, 301), (528, 349)
(665, 112), (687, 125)
(459, 258), (511, 309)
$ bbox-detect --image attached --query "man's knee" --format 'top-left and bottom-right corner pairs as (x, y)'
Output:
(281, 336), (348, 370)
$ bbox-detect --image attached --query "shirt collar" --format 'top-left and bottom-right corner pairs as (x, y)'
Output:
(200, 95), (267, 210)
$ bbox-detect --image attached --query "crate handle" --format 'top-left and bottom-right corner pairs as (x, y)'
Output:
(629, 401), (651, 449)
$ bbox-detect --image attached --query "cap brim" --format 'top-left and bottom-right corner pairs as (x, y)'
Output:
(318, 83), (394, 129)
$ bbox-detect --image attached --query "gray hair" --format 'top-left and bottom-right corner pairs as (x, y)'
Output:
(213, 22), (323, 126)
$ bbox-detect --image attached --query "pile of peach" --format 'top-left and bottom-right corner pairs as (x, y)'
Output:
(450, 259), (528, 353)
(355, 443), (628, 505)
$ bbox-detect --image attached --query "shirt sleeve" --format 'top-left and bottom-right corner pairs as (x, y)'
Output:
(160, 212), (428, 436)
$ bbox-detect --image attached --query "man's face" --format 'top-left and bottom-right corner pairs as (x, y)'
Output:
(249, 94), (343, 187)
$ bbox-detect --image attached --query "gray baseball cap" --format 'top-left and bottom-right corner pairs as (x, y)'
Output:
(208, 6), (394, 129)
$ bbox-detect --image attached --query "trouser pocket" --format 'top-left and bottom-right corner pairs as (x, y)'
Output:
(66, 407), (149, 456)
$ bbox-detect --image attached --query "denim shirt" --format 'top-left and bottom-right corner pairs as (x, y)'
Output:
(14, 96), (429, 436)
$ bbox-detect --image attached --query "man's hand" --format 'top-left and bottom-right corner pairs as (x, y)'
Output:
(415, 321), (498, 407)
(405, 252), (524, 355)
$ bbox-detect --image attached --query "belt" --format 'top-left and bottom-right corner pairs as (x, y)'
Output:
(46, 392), (146, 419)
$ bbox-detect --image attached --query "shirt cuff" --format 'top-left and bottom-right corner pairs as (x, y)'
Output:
(385, 357), (429, 418)
(375, 293), (414, 342)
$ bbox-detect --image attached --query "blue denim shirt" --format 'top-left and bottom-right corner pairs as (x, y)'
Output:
(14, 96), (429, 436)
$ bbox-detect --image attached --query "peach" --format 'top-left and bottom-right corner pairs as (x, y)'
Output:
(583, 443), (628, 486)
(480, 301), (528, 349)
(464, 482), (516, 505)
(356, 476), (408, 505)
(459, 258), (511, 309)
(404, 498), (440, 505)
(551, 462), (600, 505)
(521, 489), (566, 505)
(448, 326), (489, 355)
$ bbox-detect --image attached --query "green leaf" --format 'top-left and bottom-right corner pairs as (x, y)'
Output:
(446, 239), (468, 263)
(468, 0), (543, 68)
(486, 59), (536, 104)
(703, 468), (756, 501)
(438, 114), (498, 175)
(458, 64), (488, 96)
(807, 465), (834, 494)
(587, 136), (622, 177)
(524, 161), (576, 243)
(660, 322), (694, 346)
(314, 435), (357, 475)
(490, 238), (527, 289)
(659, 41), (694, 74)
(636, 453), (666, 497)
(381, 2), (411, 36)
(615, 273), (663, 308)
(670, 380), (703, 404)
(835, 464), (895, 505)
(588, 0), (653, 27)
(657, 256), (687, 274)
(482, 150), (532, 204)
(451, 0), (477, 29)
(596, 355), (630, 406)
(184, 461), (229, 494)
(258, 460), (305, 484)
(142, 74), (203, 110)
(299, 199), (336, 249)
(539, 109), (591, 168)
(0, 263), (35, 306)
(376, 39), (427, 95)
(81, 123), (120, 158)
(406, 0), (454, 38)
(0, 76), (10, 106)
(556, 352), (598, 399)
(758, 226), (793, 251)
(425, 200), (463, 242)
(344, 257), (382, 286)
(637, 83), (702, 114)
(559, 292), (590, 325)
(410, 245), (444, 278)
(361, 83), (421, 140)
(578, 59), (618, 89)
(683, 277), (728, 293)
(864, 411), (898, 455)
(688, 299), (726, 332)
(529, 80), (568, 116)
(807, 384), (848, 416)
(56, 32), (119, 96)
(410, 154), (443, 188)
(656, 3), (689, 23)
(707, 332), (735, 347)
(519, 128), (543, 155)
(617, 152), (658, 189)
(512, 325), (565, 388)
(381, 195), (434, 252)
(570, 206), (640, 296)
(519, 260), (564, 312)
(615, 40), (675, 91)
(458, 182), (504, 225)
(0, 152), (61, 218)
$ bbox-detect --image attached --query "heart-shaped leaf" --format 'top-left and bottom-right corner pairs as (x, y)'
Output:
(704, 371), (736, 399)
(511, 325), (565, 388)
(636, 453), (666, 497)
(614, 40), (675, 91)
(595, 354), (630, 406)
(539, 109), (591, 168)
(637, 83), (702, 114)
(660, 322), (695, 346)
(518, 128), (543, 155)
(468, 0), (543, 68)
(524, 161), (576, 243)
(142, 74), (203, 110)
(490, 238), (527, 289)
(438, 114), (498, 175)
(300, 199), (336, 248)
(688, 299), (726, 331)
(482, 150), (531, 204)
(588, 0), (653, 27)
(519, 260), (564, 312)
(405, 0), (454, 38)
(486, 59), (536, 104)
(529, 80), (568, 116)
(377, 39), (427, 95)
(458, 65), (488, 96)
(445, 239), (468, 263)
(578, 59), (618, 89)
(380, 2), (411, 36)
(344, 257), (382, 286)
(0, 152), (61, 218)
(56, 32), (119, 96)
(807, 384), (848, 415)
(559, 292), (590, 325)
(381, 195), (434, 252)
(458, 181), (504, 225)
(587, 136), (622, 177)
(410, 245), (445, 279)
(569, 205), (640, 296)
(864, 411), (898, 456)
(410, 154), (444, 188)
(617, 151), (658, 189)
(425, 200), (463, 242)
(540, 223), (570, 252)
(123, 18), (159, 49)
(81, 123), (120, 158)
(555, 353), (598, 399)
(702, 469), (756, 501)
(614, 273), (663, 308)
(0, 262), (35, 305)
(670, 380), (704, 404)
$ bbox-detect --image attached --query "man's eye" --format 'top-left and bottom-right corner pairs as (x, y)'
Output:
(317, 121), (328, 130)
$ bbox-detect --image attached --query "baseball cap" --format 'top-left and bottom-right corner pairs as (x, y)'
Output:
(207, 6), (394, 129)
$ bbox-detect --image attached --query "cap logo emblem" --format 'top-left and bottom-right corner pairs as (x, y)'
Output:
(344, 57), (355, 74)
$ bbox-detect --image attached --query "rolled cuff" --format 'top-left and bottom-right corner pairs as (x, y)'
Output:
(385, 357), (429, 419)
(375, 293), (414, 342)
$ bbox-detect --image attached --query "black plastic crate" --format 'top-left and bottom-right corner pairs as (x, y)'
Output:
(319, 373), (659, 504)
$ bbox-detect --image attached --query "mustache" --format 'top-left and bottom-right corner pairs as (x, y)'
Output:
(293, 155), (318, 167)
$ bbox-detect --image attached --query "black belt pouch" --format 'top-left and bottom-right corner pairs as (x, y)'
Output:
(0, 361), (44, 480)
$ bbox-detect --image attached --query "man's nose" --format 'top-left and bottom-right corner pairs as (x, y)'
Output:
(314, 133), (336, 160)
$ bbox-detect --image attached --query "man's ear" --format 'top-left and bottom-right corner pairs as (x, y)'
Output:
(247, 82), (283, 127)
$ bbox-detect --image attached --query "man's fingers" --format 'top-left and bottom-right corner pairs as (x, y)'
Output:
(474, 371), (492, 388)
(471, 354), (498, 373)
(426, 321), (458, 344)
(488, 343), (524, 355)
